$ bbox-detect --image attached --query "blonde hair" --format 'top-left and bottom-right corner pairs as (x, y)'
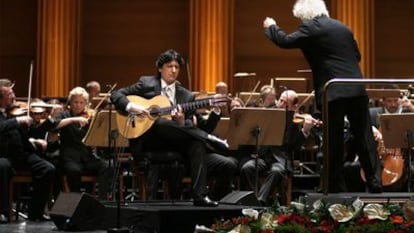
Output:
(293, 0), (329, 21)
(68, 86), (89, 104)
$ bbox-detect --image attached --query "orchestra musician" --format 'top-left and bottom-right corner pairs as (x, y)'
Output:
(239, 89), (315, 205)
(85, 81), (101, 103)
(263, 0), (382, 193)
(344, 86), (414, 192)
(53, 86), (112, 200)
(110, 49), (222, 207)
(0, 79), (55, 222)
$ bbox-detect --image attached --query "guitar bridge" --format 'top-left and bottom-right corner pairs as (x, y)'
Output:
(128, 114), (136, 128)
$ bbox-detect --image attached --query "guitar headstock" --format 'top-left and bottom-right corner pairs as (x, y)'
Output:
(211, 94), (232, 107)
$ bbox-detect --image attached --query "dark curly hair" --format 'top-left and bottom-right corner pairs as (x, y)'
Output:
(155, 49), (185, 69)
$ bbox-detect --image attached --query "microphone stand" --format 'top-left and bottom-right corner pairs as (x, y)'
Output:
(106, 84), (129, 233)
(252, 127), (261, 197)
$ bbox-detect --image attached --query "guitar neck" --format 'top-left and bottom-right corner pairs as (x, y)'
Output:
(155, 97), (213, 116)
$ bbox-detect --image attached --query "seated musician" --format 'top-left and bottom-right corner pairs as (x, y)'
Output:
(369, 85), (414, 128)
(85, 81), (101, 102)
(110, 49), (224, 207)
(239, 89), (315, 206)
(0, 80), (55, 222)
(344, 86), (414, 192)
(53, 87), (112, 200)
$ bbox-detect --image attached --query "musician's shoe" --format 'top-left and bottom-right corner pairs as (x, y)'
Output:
(28, 213), (51, 222)
(0, 214), (8, 224)
(193, 195), (219, 207)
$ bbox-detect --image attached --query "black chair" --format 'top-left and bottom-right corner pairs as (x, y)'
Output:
(139, 151), (185, 201)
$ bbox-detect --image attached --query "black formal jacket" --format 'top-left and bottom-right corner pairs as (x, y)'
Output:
(0, 115), (34, 162)
(111, 75), (197, 126)
(260, 111), (306, 170)
(111, 75), (221, 153)
(265, 15), (367, 109)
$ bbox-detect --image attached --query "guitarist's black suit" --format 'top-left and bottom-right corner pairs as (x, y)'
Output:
(111, 75), (218, 205)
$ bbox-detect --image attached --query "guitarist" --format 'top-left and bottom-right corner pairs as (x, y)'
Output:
(110, 49), (220, 207)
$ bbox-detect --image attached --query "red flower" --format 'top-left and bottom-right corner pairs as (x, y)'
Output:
(277, 214), (290, 224)
(390, 215), (404, 224)
(355, 216), (373, 225)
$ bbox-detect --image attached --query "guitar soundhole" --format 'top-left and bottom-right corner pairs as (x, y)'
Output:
(149, 107), (161, 117)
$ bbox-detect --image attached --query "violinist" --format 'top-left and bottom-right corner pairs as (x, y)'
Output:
(246, 85), (277, 108)
(0, 80), (55, 222)
(53, 86), (112, 200)
(239, 89), (315, 205)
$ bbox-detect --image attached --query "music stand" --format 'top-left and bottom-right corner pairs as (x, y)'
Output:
(212, 117), (230, 139)
(379, 113), (414, 192)
(83, 110), (129, 148)
(228, 107), (285, 195)
(83, 110), (129, 233)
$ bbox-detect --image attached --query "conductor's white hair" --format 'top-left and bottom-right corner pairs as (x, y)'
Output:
(293, 0), (330, 21)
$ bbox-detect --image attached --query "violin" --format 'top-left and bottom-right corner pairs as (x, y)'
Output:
(7, 101), (29, 117)
(292, 113), (323, 127)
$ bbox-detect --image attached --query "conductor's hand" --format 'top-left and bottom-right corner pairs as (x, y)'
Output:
(263, 17), (277, 28)
(171, 105), (185, 127)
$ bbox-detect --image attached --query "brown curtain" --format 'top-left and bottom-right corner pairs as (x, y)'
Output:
(331, 0), (375, 78)
(189, 0), (234, 92)
(36, 0), (81, 98)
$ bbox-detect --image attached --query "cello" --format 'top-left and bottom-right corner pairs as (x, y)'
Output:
(360, 127), (406, 190)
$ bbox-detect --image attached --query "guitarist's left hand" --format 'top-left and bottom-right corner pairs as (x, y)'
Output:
(171, 104), (185, 127)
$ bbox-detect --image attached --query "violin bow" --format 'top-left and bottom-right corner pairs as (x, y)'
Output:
(295, 90), (315, 112)
(243, 80), (261, 107)
(26, 60), (34, 117)
(93, 82), (117, 111)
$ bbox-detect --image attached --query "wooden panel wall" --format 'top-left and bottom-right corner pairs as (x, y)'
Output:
(375, 0), (414, 78)
(0, 0), (37, 97)
(233, 0), (310, 94)
(1, 0), (414, 97)
(81, 0), (190, 90)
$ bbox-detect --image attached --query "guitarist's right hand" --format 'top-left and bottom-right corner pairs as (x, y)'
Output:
(126, 103), (149, 117)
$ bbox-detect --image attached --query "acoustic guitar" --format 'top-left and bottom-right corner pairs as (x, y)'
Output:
(116, 95), (228, 139)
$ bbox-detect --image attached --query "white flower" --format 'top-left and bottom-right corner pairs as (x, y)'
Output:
(363, 203), (390, 220)
(328, 204), (354, 222)
(242, 208), (259, 220)
(290, 201), (305, 214)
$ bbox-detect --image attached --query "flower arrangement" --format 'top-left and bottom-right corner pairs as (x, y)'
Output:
(198, 199), (414, 233)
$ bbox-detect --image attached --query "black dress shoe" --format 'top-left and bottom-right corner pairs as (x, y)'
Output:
(366, 177), (383, 193)
(28, 214), (51, 222)
(367, 183), (383, 193)
(193, 196), (219, 207)
(0, 214), (8, 224)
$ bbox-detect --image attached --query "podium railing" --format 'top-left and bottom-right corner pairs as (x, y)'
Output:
(322, 78), (414, 194)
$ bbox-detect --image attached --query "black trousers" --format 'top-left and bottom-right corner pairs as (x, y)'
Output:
(62, 153), (111, 200)
(0, 158), (12, 215)
(132, 118), (210, 198)
(11, 153), (55, 219)
(327, 96), (381, 192)
(206, 153), (238, 200)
